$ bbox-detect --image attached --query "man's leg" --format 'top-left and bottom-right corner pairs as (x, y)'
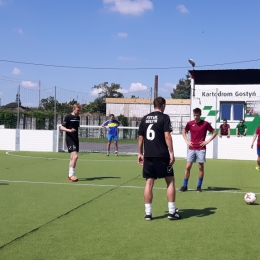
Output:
(68, 151), (78, 181)
(196, 163), (204, 192)
(180, 162), (193, 191)
(106, 141), (111, 156)
(165, 176), (182, 220)
(144, 178), (154, 220)
(114, 141), (118, 155)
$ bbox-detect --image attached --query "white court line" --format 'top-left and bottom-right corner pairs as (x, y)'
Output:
(5, 151), (185, 163)
(1, 179), (259, 194)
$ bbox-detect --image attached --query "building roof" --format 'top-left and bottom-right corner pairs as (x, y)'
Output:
(189, 69), (260, 85)
(106, 98), (190, 105)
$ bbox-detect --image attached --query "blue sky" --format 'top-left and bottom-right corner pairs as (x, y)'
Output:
(0, 0), (260, 105)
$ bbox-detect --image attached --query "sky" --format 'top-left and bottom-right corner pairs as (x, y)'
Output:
(0, 0), (260, 106)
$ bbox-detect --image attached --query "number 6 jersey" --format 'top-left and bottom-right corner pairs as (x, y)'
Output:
(138, 111), (172, 157)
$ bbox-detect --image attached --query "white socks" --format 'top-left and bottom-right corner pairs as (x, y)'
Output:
(168, 202), (176, 214)
(69, 167), (75, 177)
(145, 203), (152, 215)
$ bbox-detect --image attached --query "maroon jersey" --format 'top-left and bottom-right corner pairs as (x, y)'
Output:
(184, 120), (214, 150)
(219, 124), (230, 135)
(256, 127), (260, 147)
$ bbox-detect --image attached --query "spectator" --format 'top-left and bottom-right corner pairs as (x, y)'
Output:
(236, 120), (248, 137)
(218, 119), (230, 138)
(251, 126), (260, 172)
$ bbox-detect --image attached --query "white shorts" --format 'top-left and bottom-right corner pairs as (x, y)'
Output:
(187, 149), (206, 163)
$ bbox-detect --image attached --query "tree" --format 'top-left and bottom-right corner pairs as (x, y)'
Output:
(84, 82), (124, 114)
(170, 72), (191, 99)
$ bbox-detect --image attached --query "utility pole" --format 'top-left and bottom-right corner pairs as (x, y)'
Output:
(39, 80), (41, 107)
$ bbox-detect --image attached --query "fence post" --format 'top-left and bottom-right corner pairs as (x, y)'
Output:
(54, 86), (57, 130)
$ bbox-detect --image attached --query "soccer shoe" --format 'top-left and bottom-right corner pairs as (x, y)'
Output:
(255, 167), (260, 172)
(179, 186), (188, 192)
(196, 186), (202, 192)
(68, 176), (78, 182)
(144, 214), (152, 221)
(168, 209), (182, 220)
(106, 153), (109, 156)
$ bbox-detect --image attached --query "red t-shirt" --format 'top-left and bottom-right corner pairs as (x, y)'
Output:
(184, 120), (214, 150)
(255, 127), (260, 147)
(219, 124), (230, 135)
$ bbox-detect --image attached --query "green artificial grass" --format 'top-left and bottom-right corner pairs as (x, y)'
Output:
(0, 151), (259, 259)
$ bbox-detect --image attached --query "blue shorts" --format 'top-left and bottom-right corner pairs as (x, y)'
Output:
(187, 149), (206, 163)
(108, 134), (118, 142)
(257, 147), (260, 156)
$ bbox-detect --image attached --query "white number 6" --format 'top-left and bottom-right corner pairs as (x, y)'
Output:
(146, 124), (155, 140)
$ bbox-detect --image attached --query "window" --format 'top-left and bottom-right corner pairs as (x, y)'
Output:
(220, 102), (244, 121)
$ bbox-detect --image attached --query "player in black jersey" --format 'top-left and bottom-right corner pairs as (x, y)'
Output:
(60, 103), (81, 182)
(138, 97), (181, 221)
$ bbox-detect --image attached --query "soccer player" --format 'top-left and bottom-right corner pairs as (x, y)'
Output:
(101, 114), (120, 156)
(251, 126), (260, 172)
(60, 103), (81, 182)
(138, 97), (182, 221)
(180, 107), (217, 192)
(236, 119), (248, 137)
(218, 119), (230, 138)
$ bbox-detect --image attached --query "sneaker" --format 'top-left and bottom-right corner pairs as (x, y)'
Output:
(68, 176), (78, 182)
(115, 152), (118, 156)
(168, 208), (182, 220)
(255, 167), (260, 172)
(106, 153), (109, 156)
(144, 214), (152, 221)
(179, 186), (188, 192)
(196, 186), (202, 192)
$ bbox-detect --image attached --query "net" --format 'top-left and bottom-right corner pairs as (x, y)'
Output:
(58, 125), (139, 154)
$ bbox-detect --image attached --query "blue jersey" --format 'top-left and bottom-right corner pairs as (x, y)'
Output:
(103, 119), (120, 135)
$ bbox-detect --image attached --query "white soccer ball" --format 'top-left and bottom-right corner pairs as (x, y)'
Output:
(244, 192), (257, 204)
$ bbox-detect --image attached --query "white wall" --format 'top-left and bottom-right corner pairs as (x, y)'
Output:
(0, 129), (256, 160)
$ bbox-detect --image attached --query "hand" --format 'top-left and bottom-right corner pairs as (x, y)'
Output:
(199, 141), (208, 147)
(219, 134), (222, 138)
(70, 128), (76, 133)
(251, 144), (254, 149)
(169, 153), (175, 165)
(138, 154), (144, 166)
(186, 141), (193, 146)
(227, 135), (230, 138)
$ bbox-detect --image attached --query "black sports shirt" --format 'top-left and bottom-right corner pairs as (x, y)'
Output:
(62, 114), (80, 140)
(138, 111), (172, 157)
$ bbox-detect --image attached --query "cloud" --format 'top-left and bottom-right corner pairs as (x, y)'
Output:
(21, 81), (37, 88)
(176, 4), (189, 13)
(103, 0), (153, 16)
(12, 68), (21, 75)
(18, 28), (24, 35)
(90, 88), (103, 96)
(0, 0), (5, 6)
(117, 56), (137, 61)
(165, 83), (176, 89)
(117, 32), (128, 38)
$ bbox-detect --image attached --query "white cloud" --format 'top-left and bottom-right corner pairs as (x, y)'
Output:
(119, 83), (148, 94)
(117, 56), (136, 61)
(117, 32), (128, 37)
(90, 88), (103, 96)
(12, 68), (21, 75)
(176, 4), (189, 13)
(165, 83), (176, 89)
(103, 0), (153, 16)
(18, 28), (24, 35)
(21, 81), (37, 88)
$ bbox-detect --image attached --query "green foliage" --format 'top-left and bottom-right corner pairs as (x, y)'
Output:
(117, 114), (128, 126)
(0, 110), (17, 128)
(171, 72), (191, 99)
(83, 82), (124, 114)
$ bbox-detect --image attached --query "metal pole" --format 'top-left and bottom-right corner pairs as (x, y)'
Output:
(17, 85), (20, 129)
(39, 80), (41, 107)
(54, 86), (57, 130)
(150, 87), (153, 113)
(215, 88), (218, 129)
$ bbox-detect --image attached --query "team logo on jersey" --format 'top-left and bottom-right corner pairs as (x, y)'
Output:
(167, 166), (173, 174)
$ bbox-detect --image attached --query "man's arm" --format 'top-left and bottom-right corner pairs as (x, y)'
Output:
(60, 125), (76, 133)
(201, 130), (217, 147)
(138, 135), (144, 165)
(244, 126), (248, 135)
(218, 126), (222, 137)
(182, 129), (192, 146)
(165, 131), (175, 165)
(251, 134), (257, 148)
(228, 125), (230, 137)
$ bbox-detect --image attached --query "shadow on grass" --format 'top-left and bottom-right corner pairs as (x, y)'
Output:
(78, 177), (120, 181)
(0, 183), (9, 185)
(206, 186), (240, 191)
(153, 207), (217, 220)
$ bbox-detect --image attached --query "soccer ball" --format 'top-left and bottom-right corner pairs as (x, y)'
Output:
(244, 192), (257, 204)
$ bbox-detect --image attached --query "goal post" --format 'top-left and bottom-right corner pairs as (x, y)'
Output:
(57, 124), (139, 154)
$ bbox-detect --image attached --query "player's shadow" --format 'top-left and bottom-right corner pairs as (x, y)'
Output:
(153, 207), (217, 220)
(0, 183), (9, 185)
(206, 186), (240, 191)
(78, 177), (120, 181)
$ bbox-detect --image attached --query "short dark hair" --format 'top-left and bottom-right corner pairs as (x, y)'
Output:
(223, 119), (227, 122)
(153, 97), (166, 109)
(109, 114), (115, 117)
(193, 108), (201, 115)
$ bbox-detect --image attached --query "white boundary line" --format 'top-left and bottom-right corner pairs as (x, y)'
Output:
(1, 179), (259, 194)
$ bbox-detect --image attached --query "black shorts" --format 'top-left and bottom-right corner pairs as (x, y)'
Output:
(66, 137), (79, 153)
(143, 157), (174, 179)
